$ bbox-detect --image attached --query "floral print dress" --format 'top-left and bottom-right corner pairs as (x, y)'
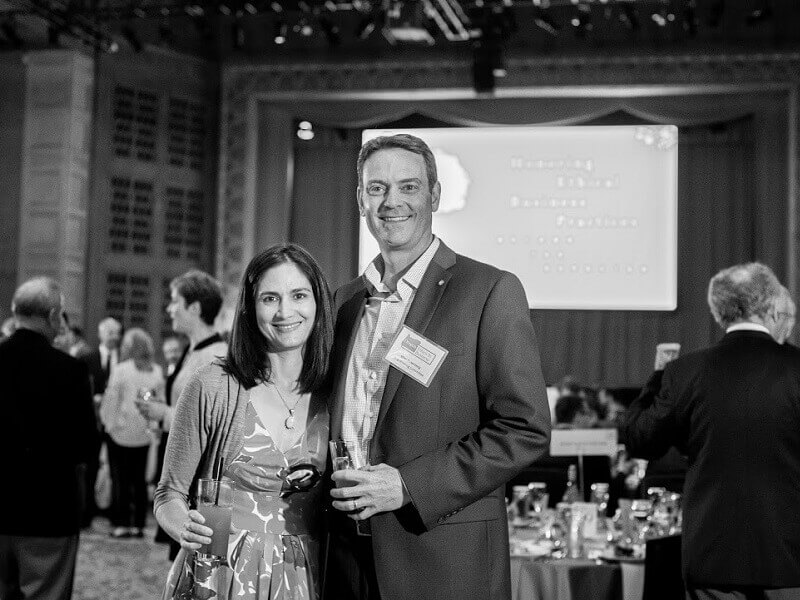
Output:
(169, 397), (328, 600)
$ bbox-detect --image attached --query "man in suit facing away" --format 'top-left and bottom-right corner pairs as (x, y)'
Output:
(324, 134), (551, 600)
(624, 263), (800, 600)
(0, 277), (98, 600)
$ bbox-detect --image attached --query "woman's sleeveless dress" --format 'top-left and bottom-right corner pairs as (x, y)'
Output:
(169, 397), (328, 600)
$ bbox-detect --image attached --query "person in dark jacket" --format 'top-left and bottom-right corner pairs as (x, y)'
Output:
(0, 277), (98, 600)
(624, 262), (800, 600)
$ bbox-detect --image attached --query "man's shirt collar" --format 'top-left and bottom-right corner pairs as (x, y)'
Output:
(363, 237), (441, 300)
(726, 322), (771, 335)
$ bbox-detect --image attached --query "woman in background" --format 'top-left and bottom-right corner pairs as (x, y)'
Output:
(155, 243), (333, 600)
(101, 328), (164, 538)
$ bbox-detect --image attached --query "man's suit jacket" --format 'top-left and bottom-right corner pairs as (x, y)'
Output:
(78, 347), (110, 397)
(0, 329), (98, 536)
(329, 242), (551, 600)
(623, 330), (800, 588)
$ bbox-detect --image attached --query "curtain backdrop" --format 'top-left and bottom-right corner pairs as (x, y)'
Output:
(283, 92), (787, 387)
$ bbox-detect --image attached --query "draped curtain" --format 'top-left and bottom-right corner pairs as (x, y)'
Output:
(283, 92), (787, 386)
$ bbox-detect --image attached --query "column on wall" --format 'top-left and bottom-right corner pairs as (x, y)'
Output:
(18, 50), (93, 323)
(788, 86), (799, 311)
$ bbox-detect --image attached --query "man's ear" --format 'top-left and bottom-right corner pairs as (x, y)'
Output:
(48, 308), (64, 334)
(356, 187), (365, 217)
(187, 300), (202, 317)
(431, 181), (441, 212)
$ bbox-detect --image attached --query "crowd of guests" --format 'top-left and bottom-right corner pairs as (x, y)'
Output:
(1, 133), (799, 600)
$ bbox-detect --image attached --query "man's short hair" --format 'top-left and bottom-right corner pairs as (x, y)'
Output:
(11, 277), (62, 319)
(357, 134), (438, 192)
(707, 262), (782, 328)
(170, 270), (223, 326)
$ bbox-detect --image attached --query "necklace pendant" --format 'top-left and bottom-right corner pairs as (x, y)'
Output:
(284, 409), (295, 430)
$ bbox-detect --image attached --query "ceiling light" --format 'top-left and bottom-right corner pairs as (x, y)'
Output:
(295, 19), (314, 37)
(384, 0), (437, 44)
(533, 8), (560, 36)
(355, 14), (377, 39)
(273, 20), (287, 44)
(297, 121), (314, 140)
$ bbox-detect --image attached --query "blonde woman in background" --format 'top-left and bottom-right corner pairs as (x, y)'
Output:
(101, 328), (165, 538)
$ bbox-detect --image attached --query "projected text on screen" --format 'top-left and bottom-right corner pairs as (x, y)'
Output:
(360, 126), (678, 311)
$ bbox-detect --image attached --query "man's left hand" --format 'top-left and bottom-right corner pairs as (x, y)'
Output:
(330, 464), (410, 520)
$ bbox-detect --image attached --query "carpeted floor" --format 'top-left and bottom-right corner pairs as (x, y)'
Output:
(73, 516), (172, 600)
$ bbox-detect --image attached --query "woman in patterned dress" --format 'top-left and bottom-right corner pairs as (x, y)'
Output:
(154, 244), (334, 600)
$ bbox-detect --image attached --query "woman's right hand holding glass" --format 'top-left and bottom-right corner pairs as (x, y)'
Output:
(179, 509), (214, 552)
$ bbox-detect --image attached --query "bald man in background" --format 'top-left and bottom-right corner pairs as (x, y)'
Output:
(0, 277), (98, 600)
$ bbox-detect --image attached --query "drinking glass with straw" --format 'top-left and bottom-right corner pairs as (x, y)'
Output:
(195, 457), (235, 560)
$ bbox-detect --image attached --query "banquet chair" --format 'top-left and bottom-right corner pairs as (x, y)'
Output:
(643, 534), (683, 600)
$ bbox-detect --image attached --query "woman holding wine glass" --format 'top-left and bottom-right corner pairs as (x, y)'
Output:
(100, 327), (165, 539)
(154, 243), (334, 600)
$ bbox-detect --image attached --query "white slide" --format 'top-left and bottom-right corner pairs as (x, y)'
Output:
(361, 125), (678, 311)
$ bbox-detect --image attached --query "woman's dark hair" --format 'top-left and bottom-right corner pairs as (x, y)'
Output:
(223, 243), (333, 393)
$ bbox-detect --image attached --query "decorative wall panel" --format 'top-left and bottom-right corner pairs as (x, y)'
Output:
(218, 52), (800, 323)
(18, 50), (94, 323)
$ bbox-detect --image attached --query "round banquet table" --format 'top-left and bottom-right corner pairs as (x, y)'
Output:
(511, 556), (644, 600)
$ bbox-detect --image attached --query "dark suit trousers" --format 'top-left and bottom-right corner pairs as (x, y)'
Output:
(688, 588), (800, 600)
(324, 522), (382, 600)
(0, 534), (78, 600)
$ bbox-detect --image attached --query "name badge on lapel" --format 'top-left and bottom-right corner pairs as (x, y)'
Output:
(385, 325), (448, 388)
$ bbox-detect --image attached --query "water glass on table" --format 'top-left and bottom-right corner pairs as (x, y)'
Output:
(195, 478), (235, 560)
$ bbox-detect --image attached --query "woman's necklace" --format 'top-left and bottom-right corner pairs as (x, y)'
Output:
(268, 381), (302, 430)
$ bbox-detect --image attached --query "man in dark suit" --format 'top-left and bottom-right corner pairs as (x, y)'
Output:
(79, 316), (121, 401)
(624, 262), (800, 600)
(0, 277), (98, 600)
(76, 316), (121, 527)
(324, 134), (551, 600)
